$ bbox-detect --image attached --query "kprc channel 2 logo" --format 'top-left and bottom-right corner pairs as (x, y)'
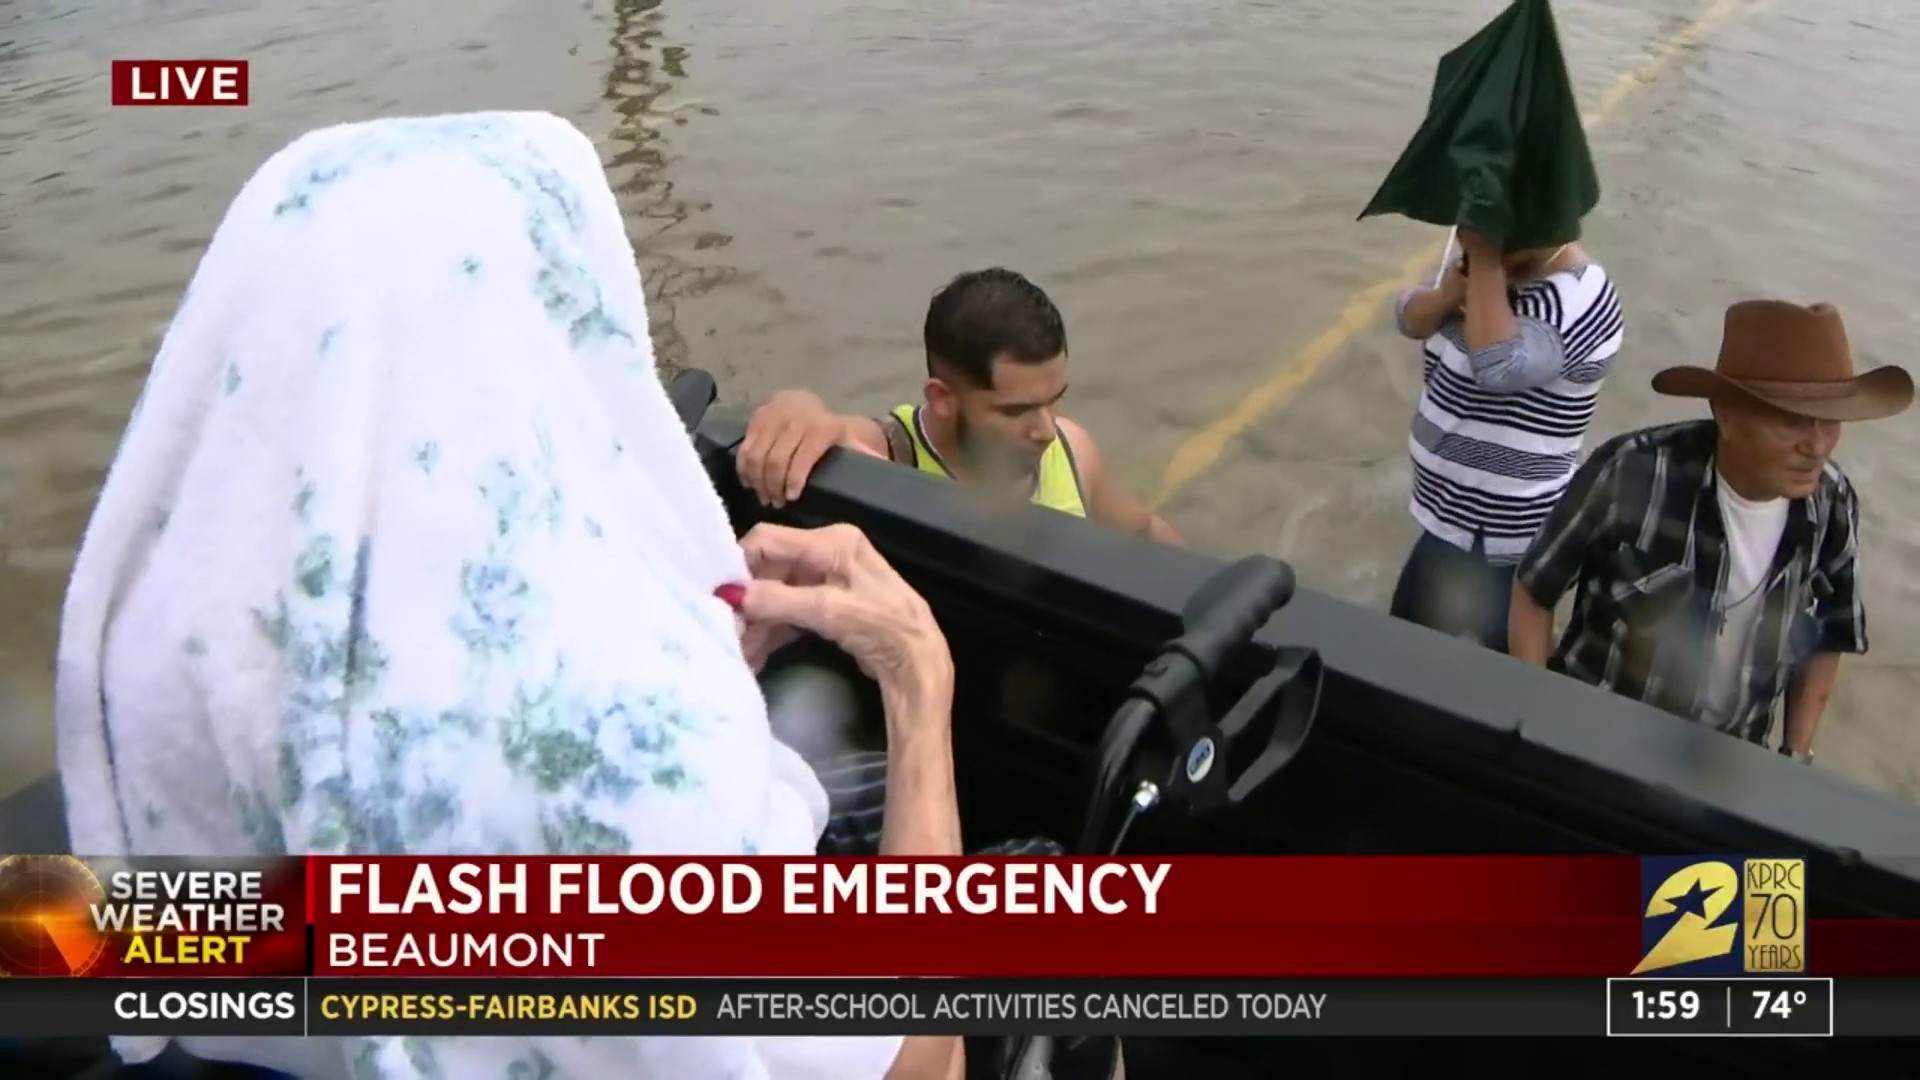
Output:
(110, 60), (249, 107)
(1631, 856), (1806, 976)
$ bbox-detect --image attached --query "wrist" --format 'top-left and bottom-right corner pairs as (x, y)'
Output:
(881, 644), (954, 723)
(1465, 258), (1506, 286)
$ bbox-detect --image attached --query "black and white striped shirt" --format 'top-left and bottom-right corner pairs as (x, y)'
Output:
(1404, 263), (1624, 560)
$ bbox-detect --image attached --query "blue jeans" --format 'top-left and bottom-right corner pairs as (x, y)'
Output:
(1389, 531), (1516, 654)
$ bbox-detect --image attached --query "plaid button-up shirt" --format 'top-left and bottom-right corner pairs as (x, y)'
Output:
(1515, 420), (1868, 745)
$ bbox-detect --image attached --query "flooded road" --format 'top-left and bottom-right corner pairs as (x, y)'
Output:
(4, 0), (1917, 805)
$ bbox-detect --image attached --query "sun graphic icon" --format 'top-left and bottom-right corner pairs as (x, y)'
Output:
(0, 855), (111, 977)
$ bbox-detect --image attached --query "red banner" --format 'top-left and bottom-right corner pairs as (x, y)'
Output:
(5, 854), (1913, 980)
(302, 855), (1920, 978)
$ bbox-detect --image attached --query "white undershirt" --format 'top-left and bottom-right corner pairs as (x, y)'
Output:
(1698, 472), (1789, 730)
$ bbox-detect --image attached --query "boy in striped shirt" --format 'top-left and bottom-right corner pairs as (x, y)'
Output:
(1388, 225), (1624, 651)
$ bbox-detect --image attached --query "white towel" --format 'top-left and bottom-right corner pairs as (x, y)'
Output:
(55, 111), (901, 1080)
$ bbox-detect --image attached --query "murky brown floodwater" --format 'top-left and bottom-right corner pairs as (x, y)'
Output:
(4, 0), (1917, 806)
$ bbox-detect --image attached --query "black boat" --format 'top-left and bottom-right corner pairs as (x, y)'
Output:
(4, 370), (1916, 1078)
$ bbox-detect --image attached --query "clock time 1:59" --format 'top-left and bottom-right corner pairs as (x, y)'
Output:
(1631, 987), (1699, 1021)
(1606, 978), (1726, 1035)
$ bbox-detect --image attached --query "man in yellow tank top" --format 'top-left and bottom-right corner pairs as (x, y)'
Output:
(739, 268), (1183, 546)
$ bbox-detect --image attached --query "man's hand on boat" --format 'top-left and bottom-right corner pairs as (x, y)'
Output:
(739, 388), (883, 508)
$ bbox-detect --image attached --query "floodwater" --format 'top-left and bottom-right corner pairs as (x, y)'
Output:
(3, 0), (1917, 807)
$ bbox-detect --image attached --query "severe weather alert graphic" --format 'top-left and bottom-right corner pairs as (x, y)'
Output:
(0, 855), (110, 976)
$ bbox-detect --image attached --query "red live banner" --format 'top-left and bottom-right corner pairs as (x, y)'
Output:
(108, 60), (250, 106)
(2, 855), (1914, 979)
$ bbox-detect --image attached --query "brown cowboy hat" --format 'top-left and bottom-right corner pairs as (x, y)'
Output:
(1652, 300), (1913, 421)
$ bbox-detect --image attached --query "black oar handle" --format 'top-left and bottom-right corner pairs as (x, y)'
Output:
(1173, 555), (1294, 678)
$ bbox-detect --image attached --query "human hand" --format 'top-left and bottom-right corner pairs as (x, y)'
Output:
(738, 390), (843, 508)
(733, 523), (953, 707)
(1457, 227), (1500, 258)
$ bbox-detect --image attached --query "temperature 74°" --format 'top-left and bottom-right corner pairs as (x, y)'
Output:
(1752, 987), (1808, 1019)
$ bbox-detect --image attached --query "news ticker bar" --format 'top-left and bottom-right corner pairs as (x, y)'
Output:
(0, 977), (1913, 1039)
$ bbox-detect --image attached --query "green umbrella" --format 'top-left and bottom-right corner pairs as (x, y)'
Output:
(1357, 0), (1598, 252)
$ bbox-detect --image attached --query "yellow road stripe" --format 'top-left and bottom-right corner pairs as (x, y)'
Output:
(1151, 0), (1771, 508)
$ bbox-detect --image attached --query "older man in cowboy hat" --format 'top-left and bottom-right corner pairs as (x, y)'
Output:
(1508, 300), (1913, 760)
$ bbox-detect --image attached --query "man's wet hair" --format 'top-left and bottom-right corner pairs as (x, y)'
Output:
(923, 268), (1067, 389)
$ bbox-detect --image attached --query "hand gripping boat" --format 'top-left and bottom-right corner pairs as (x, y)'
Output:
(4, 370), (1916, 1079)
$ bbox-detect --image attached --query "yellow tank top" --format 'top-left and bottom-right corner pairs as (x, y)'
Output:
(888, 404), (1088, 518)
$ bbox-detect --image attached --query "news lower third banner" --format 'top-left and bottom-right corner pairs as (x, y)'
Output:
(1, 853), (1916, 979)
(1, 976), (1914, 1038)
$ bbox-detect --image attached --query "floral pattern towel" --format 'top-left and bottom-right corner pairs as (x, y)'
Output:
(55, 112), (899, 1080)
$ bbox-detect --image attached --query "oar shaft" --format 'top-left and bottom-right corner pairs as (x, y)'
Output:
(1434, 226), (1459, 287)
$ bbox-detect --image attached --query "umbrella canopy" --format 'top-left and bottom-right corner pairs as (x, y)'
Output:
(1357, 0), (1598, 252)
